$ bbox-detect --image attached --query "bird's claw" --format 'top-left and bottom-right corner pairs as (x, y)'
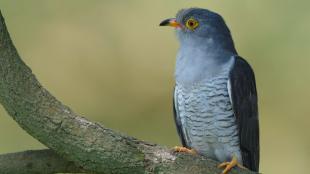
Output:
(172, 146), (197, 155)
(217, 156), (246, 174)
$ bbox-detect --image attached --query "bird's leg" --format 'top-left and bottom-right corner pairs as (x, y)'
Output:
(173, 146), (197, 155)
(217, 155), (246, 174)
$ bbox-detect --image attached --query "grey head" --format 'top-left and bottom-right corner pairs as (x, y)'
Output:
(175, 8), (236, 53)
(160, 8), (238, 85)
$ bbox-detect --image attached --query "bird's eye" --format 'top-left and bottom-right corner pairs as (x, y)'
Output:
(186, 18), (199, 30)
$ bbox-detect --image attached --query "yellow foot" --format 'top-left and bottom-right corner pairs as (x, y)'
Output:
(217, 156), (246, 174)
(172, 146), (197, 155)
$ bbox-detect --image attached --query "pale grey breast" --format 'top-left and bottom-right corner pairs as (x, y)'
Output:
(174, 70), (242, 163)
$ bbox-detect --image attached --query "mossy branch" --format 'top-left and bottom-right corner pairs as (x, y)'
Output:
(0, 149), (85, 174)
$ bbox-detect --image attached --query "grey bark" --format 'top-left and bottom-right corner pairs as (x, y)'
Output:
(0, 10), (257, 174)
(0, 149), (85, 174)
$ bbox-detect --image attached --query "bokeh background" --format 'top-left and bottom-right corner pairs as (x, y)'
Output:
(0, 1), (309, 173)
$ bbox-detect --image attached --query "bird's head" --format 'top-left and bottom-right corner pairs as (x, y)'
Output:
(160, 8), (236, 53)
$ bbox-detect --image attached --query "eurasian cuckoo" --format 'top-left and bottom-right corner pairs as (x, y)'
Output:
(160, 8), (259, 174)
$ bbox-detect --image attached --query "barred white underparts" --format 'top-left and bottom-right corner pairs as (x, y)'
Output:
(174, 66), (242, 164)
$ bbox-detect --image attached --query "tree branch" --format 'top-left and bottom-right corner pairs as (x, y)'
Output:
(0, 149), (85, 174)
(0, 10), (256, 174)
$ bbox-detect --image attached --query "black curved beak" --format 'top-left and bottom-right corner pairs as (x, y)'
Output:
(159, 18), (181, 28)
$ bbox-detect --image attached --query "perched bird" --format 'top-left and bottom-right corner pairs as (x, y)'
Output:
(160, 8), (259, 174)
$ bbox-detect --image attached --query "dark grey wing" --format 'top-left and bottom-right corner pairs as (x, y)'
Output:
(229, 56), (259, 172)
(173, 87), (189, 147)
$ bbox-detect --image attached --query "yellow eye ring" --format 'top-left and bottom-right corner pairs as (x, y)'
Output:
(186, 18), (199, 30)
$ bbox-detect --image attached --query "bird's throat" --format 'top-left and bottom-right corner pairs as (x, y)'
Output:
(175, 46), (234, 86)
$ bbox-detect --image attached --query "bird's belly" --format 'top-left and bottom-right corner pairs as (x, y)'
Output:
(175, 77), (242, 163)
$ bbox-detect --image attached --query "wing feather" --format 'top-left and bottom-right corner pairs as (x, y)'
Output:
(173, 87), (190, 147)
(229, 56), (260, 172)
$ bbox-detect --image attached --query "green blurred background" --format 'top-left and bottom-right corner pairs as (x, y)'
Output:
(0, 0), (309, 173)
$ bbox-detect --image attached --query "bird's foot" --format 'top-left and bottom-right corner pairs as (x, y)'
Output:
(217, 156), (246, 174)
(172, 146), (197, 155)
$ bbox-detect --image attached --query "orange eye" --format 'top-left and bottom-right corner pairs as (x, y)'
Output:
(186, 18), (199, 30)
